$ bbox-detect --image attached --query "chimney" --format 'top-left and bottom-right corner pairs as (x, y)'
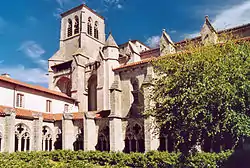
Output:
(1, 73), (10, 78)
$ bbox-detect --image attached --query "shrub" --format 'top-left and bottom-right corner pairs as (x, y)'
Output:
(0, 150), (233, 168)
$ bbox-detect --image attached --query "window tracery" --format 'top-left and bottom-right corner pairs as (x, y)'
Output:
(74, 16), (79, 34)
(94, 21), (99, 39)
(42, 126), (52, 151)
(15, 124), (30, 152)
(87, 17), (93, 36)
(67, 19), (73, 37)
(125, 123), (144, 153)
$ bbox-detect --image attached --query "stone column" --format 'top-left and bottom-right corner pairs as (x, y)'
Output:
(109, 81), (124, 151)
(3, 108), (16, 152)
(83, 112), (97, 151)
(62, 113), (74, 150)
(32, 112), (43, 151)
(142, 76), (159, 152)
(144, 117), (159, 152)
(109, 117), (124, 151)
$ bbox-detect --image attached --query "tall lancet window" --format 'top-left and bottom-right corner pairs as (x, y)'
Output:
(74, 16), (79, 34)
(67, 19), (73, 37)
(87, 17), (93, 36)
(94, 21), (99, 39)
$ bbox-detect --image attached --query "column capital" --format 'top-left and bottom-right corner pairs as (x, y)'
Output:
(32, 112), (43, 119)
(63, 113), (73, 120)
(4, 108), (16, 116)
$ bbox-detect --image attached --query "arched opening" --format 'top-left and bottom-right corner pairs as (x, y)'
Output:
(54, 128), (62, 150)
(56, 77), (71, 97)
(94, 21), (99, 39)
(87, 17), (92, 36)
(159, 131), (175, 152)
(74, 16), (79, 34)
(15, 124), (31, 152)
(42, 126), (53, 151)
(96, 126), (110, 151)
(73, 128), (83, 151)
(67, 19), (73, 37)
(124, 123), (144, 153)
(88, 75), (97, 111)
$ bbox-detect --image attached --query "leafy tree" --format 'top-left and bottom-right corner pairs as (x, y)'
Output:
(145, 37), (250, 153)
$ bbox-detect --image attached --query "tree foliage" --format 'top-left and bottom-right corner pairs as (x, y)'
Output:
(145, 37), (250, 153)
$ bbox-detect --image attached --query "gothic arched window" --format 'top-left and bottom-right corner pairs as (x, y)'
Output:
(67, 19), (73, 37)
(42, 126), (53, 151)
(88, 75), (97, 111)
(15, 124), (31, 152)
(54, 128), (62, 150)
(87, 17), (93, 36)
(159, 129), (175, 152)
(124, 123), (144, 153)
(94, 21), (99, 39)
(96, 126), (110, 151)
(74, 16), (79, 34)
(74, 128), (83, 151)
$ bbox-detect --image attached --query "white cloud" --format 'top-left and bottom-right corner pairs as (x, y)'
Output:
(117, 4), (122, 9)
(186, 1), (250, 39)
(104, 0), (124, 9)
(56, 0), (66, 7)
(0, 65), (48, 84)
(19, 41), (45, 58)
(169, 30), (177, 34)
(53, 8), (63, 19)
(146, 35), (160, 48)
(18, 41), (47, 69)
(212, 1), (250, 30)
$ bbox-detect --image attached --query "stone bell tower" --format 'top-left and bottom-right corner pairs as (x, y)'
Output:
(48, 4), (105, 111)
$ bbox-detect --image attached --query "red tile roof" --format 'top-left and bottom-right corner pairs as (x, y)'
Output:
(0, 105), (85, 121)
(53, 113), (62, 121)
(73, 112), (84, 120)
(0, 76), (75, 101)
(140, 48), (160, 59)
(115, 36), (250, 71)
(175, 23), (250, 46)
(113, 57), (155, 71)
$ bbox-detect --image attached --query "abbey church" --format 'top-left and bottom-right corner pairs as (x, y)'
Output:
(0, 4), (250, 153)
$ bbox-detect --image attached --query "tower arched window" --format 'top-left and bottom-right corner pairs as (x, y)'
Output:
(67, 19), (73, 37)
(87, 17), (93, 36)
(74, 16), (79, 34)
(94, 21), (99, 39)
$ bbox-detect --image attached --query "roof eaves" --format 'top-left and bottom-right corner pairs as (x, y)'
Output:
(60, 4), (104, 20)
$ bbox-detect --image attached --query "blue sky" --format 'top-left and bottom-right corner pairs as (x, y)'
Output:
(0, 0), (249, 87)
